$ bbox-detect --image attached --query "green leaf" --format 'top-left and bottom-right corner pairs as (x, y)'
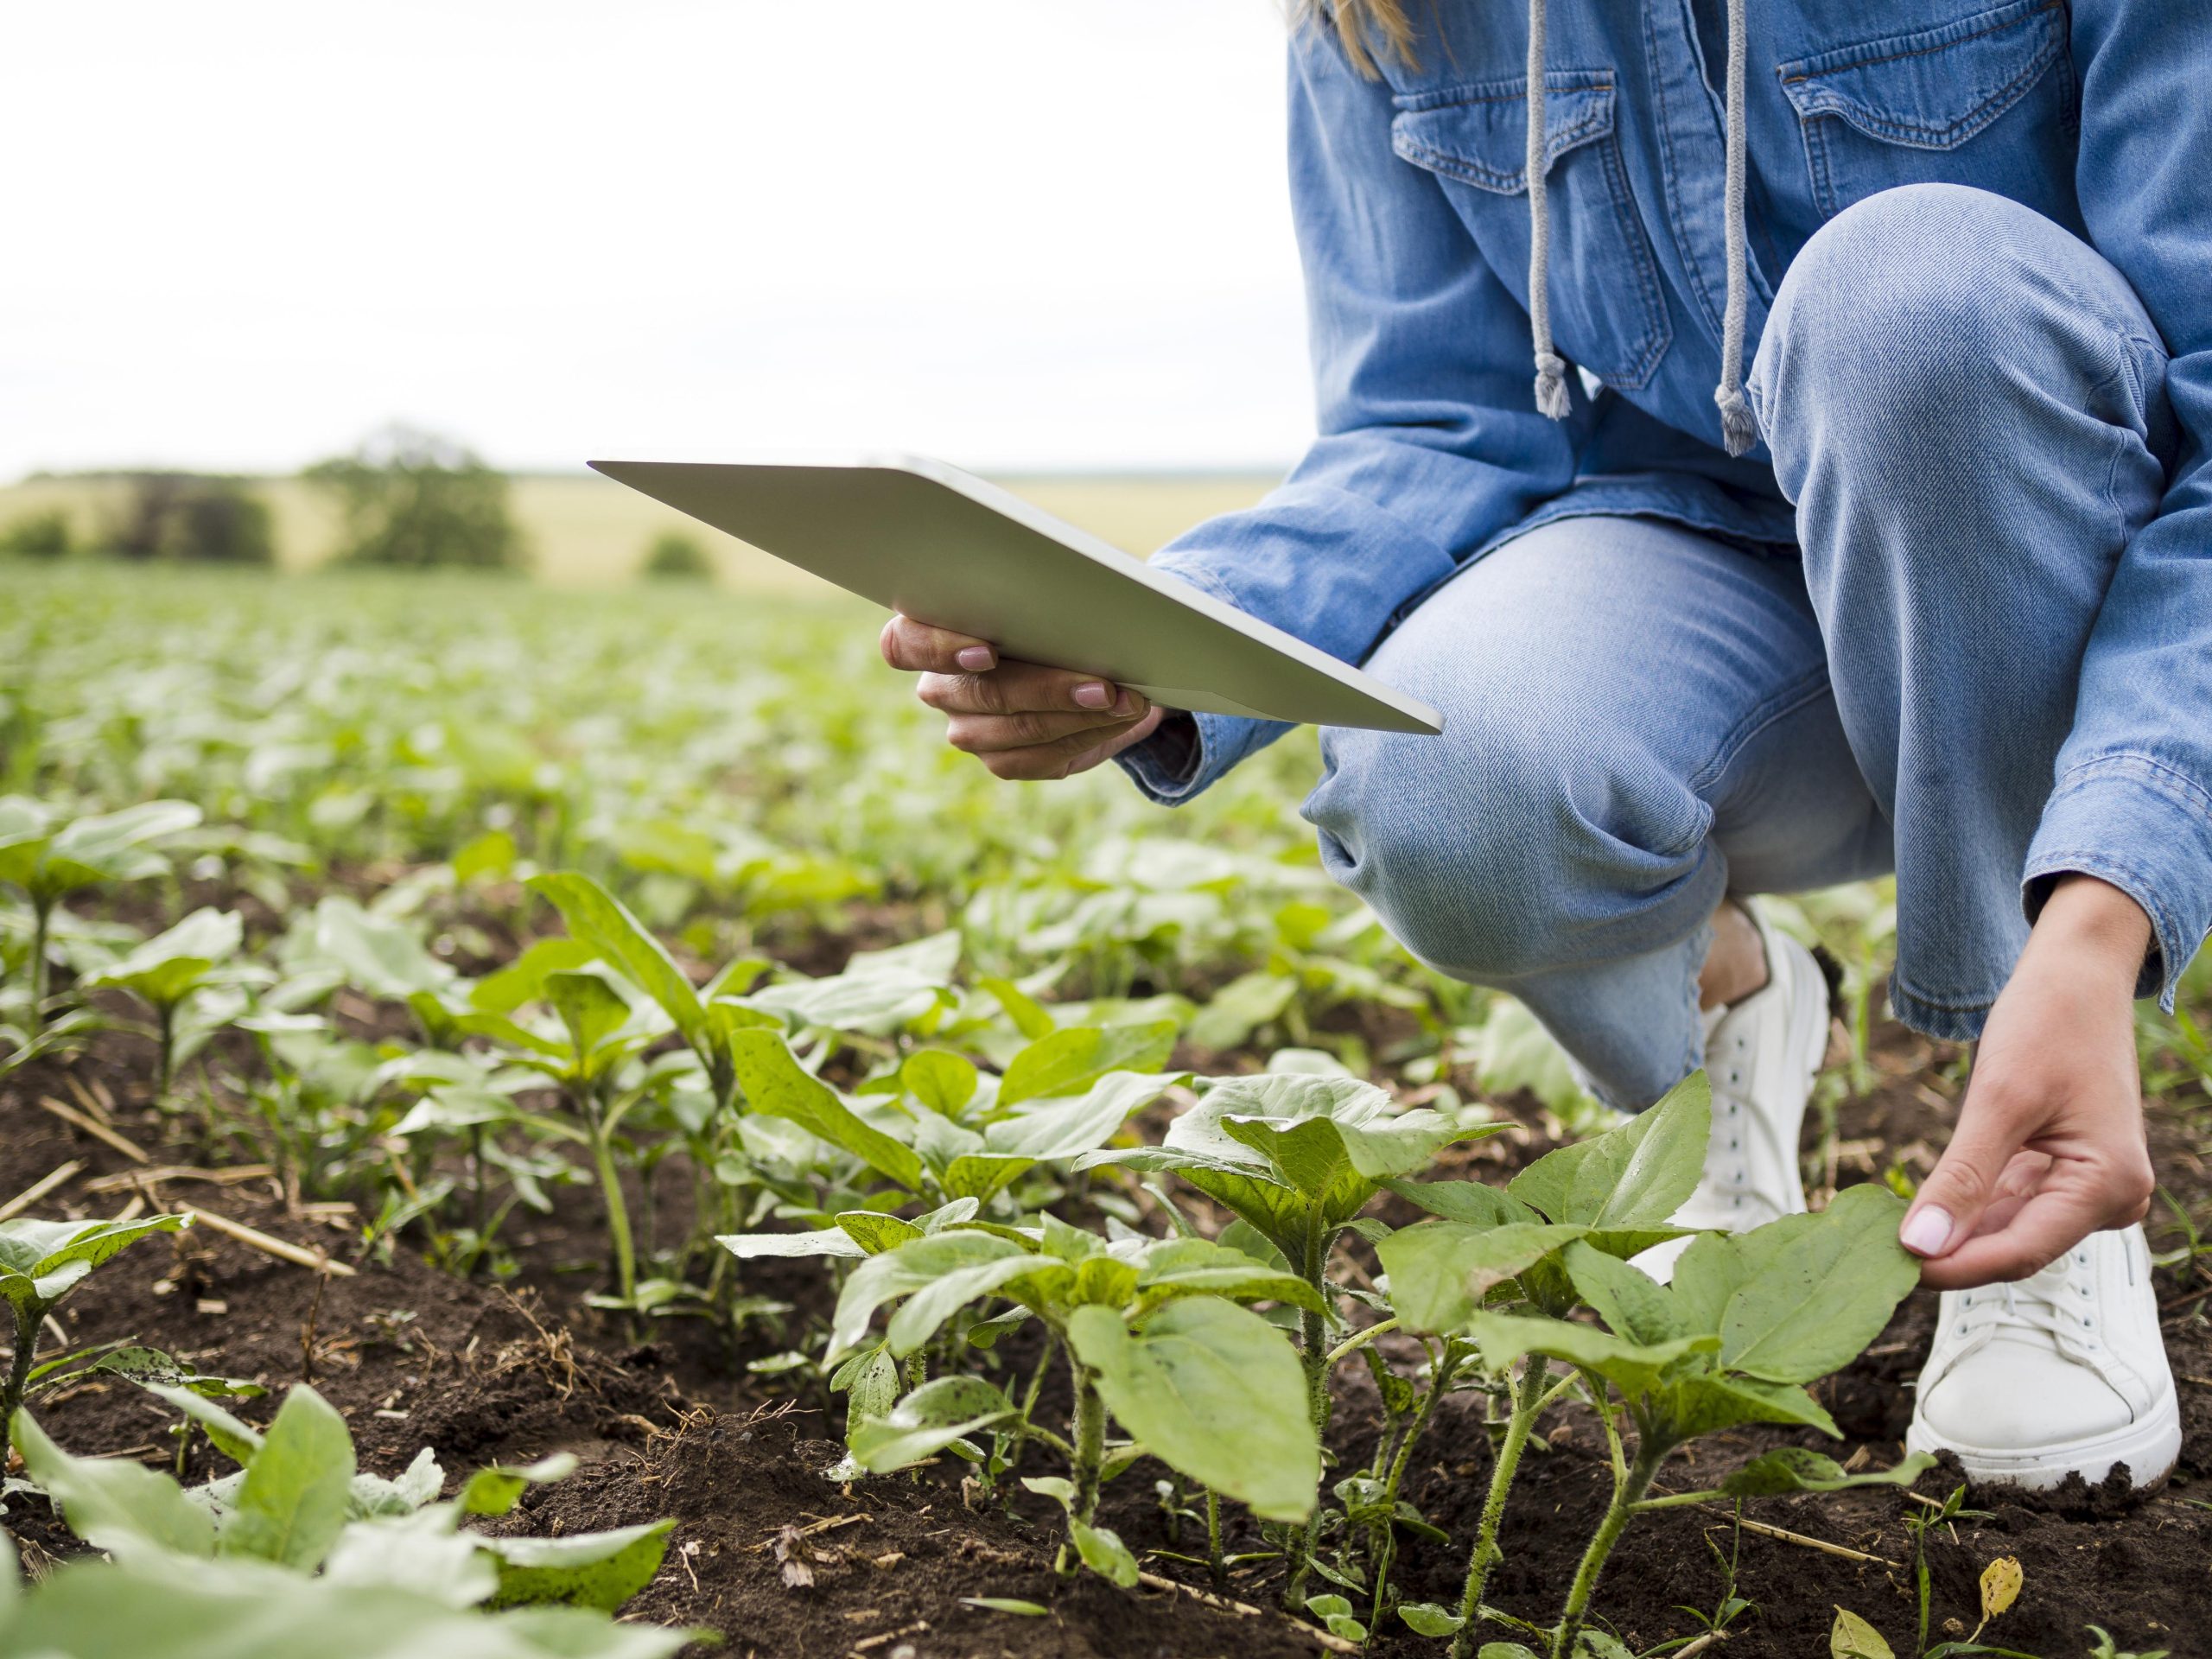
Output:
(1664, 1373), (1839, 1439)
(468, 938), (599, 1014)
(1376, 1222), (1590, 1334)
(849, 1376), (1017, 1471)
(717, 1225), (867, 1262)
(544, 970), (634, 1059)
(960, 1597), (1050, 1616)
(1561, 1239), (1686, 1344)
(83, 906), (241, 1007)
(1069, 1516), (1139, 1587)
(1509, 1071), (1710, 1230)
(143, 1383), (266, 1465)
(1066, 1298), (1319, 1522)
(1719, 1447), (1936, 1499)
(1720, 1185), (1920, 1383)
(1379, 1179), (1538, 1230)
(1185, 969), (1297, 1052)
(835, 1212), (925, 1255)
(830, 1230), (1033, 1357)
(10, 1407), (215, 1561)
(999, 1021), (1178, 1108)
(1399, 1602), (1469, 1637)
(1465, 1312), (1713, 1401)
(459, 1453), (581, 1516)
(887, 1254), (1059, 1357)
(984, 1071), (1185, 1162)
(219, 1386), (356, 1569)
(727, 1029), (926, 1192)
(982, 975), (1057, 1039)
(0, 1212), (189, 1316)
(1832, 1606), (1899, 1659)
(481, 1518), (677, 1611)
(901, 1049), (978, 1115)
(527, 872), (704, 1042)
(1133, 1237), (1326, 1313)
(939, 1154), (1035, 1205)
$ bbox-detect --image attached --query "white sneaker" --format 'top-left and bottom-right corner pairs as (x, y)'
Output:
(1636, 901), (1827, 1281)
(1907, 1224), (2181, 1491)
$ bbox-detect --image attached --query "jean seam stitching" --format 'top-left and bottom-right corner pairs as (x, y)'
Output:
(2048, 751), (2212, 822)
(1681, 664), (1836, 798)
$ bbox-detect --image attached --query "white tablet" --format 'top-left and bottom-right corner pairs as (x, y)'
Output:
(588, 454), (1443, 736)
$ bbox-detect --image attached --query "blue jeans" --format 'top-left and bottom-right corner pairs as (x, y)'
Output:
(1305, 186), (2183, 1109)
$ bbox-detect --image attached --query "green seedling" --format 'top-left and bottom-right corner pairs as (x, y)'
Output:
(828, 1217), (1321, 1585)
(1, 1212), (190, 1467)
(82, 906), (243, 1096)
(0, 797), (200, 1030)
(1453, 1185), (1931, 1659)
(7, 1382), (691, 1658)
(1378, 1073), (1711, 1652)
(1902, 1484), (1995, 1656)
(1078, 1070), (1503, 1604)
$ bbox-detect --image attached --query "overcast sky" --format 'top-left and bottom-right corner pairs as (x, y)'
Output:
(1, 3), (1313, 480)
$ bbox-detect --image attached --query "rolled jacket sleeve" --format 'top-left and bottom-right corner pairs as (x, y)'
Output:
(2022, 1), (2212, 1005)
(1120, 26), (1585, 804)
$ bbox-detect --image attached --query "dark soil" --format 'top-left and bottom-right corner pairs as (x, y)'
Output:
(6, 969), (2209, 1659)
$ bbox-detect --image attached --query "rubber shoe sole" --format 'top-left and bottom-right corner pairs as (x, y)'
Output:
(1904, 1392), (2181, 1492)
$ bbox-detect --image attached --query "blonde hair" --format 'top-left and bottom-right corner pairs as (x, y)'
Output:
(1296, 0), (1417, 74)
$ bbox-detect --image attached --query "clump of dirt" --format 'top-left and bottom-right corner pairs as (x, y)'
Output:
(531, 1404), (1325, 1659)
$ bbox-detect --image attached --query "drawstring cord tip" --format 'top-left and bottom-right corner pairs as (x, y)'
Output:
(1533, 352), (1572, 421)
(1715, 385), (1757, 456)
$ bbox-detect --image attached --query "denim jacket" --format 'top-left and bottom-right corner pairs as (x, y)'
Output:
(1121, 0), (2211, 806)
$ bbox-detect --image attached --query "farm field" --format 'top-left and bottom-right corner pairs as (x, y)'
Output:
(0, 470), (1282, 587)
(3, 563), (2208, 1659)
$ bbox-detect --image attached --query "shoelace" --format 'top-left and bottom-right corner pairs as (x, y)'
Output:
(1955, 1250), (2098, 1353)
(1681, 1018), (1768, 1220)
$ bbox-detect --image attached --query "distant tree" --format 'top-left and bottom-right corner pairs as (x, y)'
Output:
(640, 530), (713, 582)
(0, 510), (73, 560)
(305, 426), (524, 570)
(102, 474), (273, 563)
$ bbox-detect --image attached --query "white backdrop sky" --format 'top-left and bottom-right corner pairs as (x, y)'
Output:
(1, 3), (1313, 480)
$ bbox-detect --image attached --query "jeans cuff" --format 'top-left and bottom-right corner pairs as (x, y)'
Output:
(2022, 753), (2212, 1012)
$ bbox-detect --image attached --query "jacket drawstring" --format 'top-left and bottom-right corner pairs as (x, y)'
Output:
(1524, 0), (1758, 455)
(1525, 0), (1571, 419)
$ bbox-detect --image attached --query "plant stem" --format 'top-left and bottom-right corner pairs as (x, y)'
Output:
(1284, 1222), (1334, 1610)
(1057, 1364), (1108, 1578)
(1448, 1359), (1552, 1659)
(156, 1001), (175, 1100)
(1206, 1488), (1225, 1589)
(1370, 1340), (1465, 1635)
(1007, 1330), (1058, 1477)
(1549, 1441), (1669, 1659)
(1325, 1317), (1399, 1369)
(584, 1094), (636, 1304)
(1071, 1367), (1105, 1526)
(28, 895), (53, 1033)
(3, 1300), (41, 1468)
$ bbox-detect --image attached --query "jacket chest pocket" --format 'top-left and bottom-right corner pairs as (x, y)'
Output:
(1778, 0), (2079, 226)
(1390, 72), (1671, 392)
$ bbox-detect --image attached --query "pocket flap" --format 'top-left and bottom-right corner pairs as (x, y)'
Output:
(1391, 73), (1616, 196)
(1777, 0), (2064, 152)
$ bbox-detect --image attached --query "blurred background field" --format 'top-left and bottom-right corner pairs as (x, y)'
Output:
(0, 468), (1280, 588)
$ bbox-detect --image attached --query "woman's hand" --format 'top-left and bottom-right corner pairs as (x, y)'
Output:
(879, 614), (1166, 780)
(1901, 874), (2158, 1288)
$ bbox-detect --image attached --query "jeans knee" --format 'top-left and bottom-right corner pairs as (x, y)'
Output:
(1305, 721), (1710, 985)
(1752, 184), (2152, 485)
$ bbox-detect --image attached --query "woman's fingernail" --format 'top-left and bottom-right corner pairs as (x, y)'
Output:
(1114, 689), (1146, 716)
(1072, 682), (1112, 709)
(1900, 1206), (1954, 1256)
(957, 646), (995, 671)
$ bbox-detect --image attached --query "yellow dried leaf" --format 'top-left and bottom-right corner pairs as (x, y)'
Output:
(1980, 1555), (2024, 1621)
(1831, 1606), (1897, 1659)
